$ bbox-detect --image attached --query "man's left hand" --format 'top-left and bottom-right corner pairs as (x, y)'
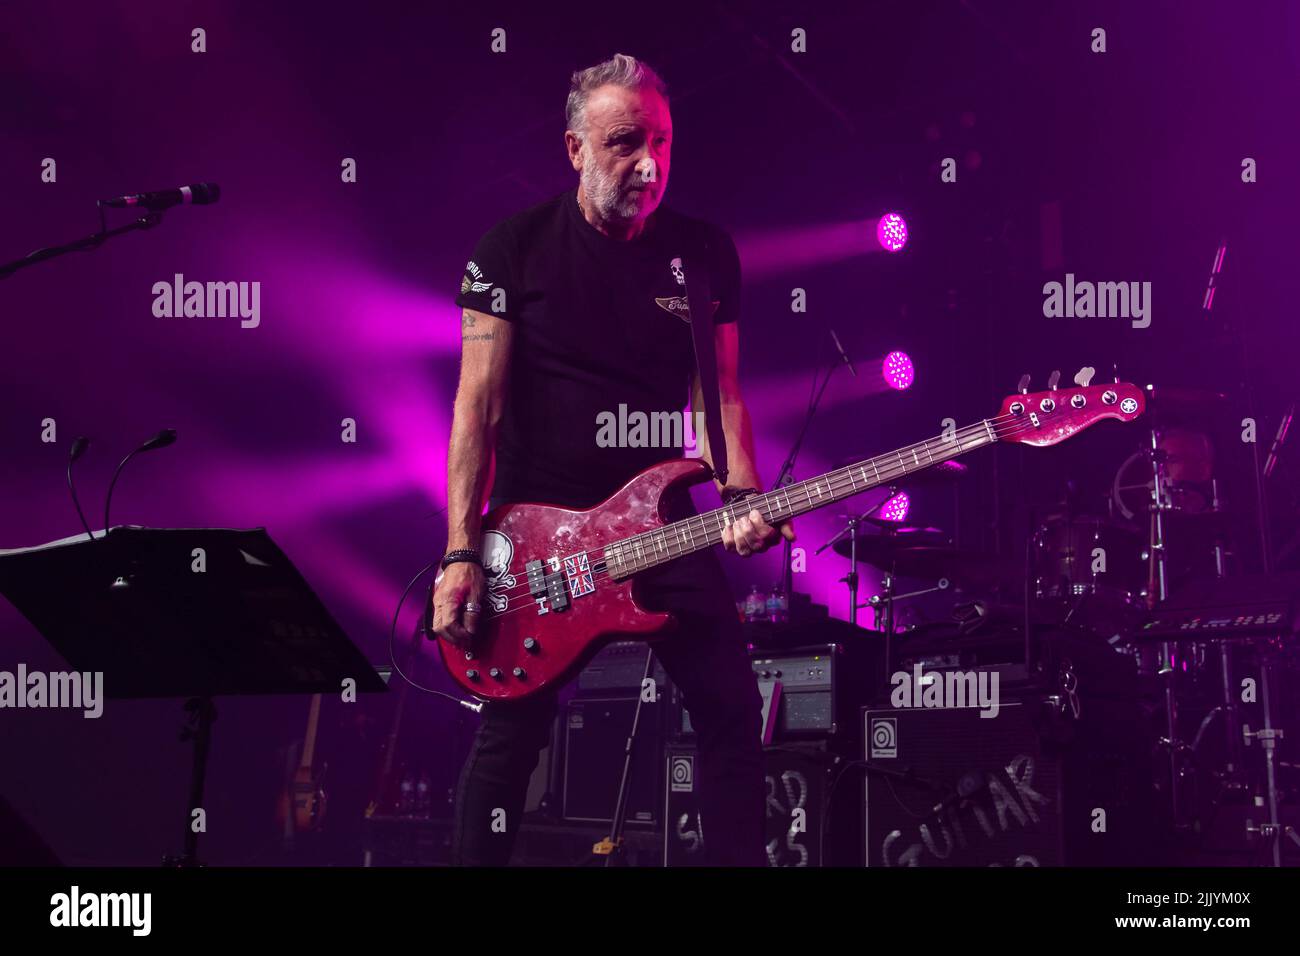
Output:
(721, 508), (796, 557)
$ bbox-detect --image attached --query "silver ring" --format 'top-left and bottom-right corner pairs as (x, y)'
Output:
(462, 602), (482, 615)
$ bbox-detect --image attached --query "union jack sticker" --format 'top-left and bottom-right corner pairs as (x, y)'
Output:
(563, 553), (595, 598)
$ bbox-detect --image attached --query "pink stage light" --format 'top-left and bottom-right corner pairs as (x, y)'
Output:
(882, 350), (914, 390)
(880, 491), (910, 522)
(875, 213), (908, 252)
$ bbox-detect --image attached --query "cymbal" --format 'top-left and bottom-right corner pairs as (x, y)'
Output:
(830, 526), (948, 558)
(861, 518), (946, 532)
(1147, 386), (1227, 405)
(888, 547), (1022, 588)
(832, 534), (1021, 588)
(1144, 385), (1228, 419)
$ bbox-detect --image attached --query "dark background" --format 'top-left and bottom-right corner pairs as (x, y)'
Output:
(1, 0), (1296, 864)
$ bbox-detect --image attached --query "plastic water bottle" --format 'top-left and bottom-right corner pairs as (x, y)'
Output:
(744, 585), (765, 622)
(416, 773), (431, 817)
(398, 772), (414, 816)
(766, 586), (781, 623)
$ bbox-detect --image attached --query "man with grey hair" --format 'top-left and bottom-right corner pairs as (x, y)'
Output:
(436, 53), (792, 866)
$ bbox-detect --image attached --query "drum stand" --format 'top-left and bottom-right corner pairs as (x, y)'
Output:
(1201, 479), (1250, 803)
(821, 490), (896, 628)
(1247, 652), (1300, 866)
(1146, 427), (1196, 829)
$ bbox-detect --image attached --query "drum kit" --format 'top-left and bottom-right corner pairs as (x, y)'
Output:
(819, 383), (1299, 864)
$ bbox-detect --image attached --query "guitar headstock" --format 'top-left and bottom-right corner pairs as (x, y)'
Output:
(994, 370), (1145, 447)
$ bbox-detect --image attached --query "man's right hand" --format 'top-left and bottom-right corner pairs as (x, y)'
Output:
(431, 561), (486, 648)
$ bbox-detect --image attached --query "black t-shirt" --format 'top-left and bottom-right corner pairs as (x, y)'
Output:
(454, 188), (741, 509)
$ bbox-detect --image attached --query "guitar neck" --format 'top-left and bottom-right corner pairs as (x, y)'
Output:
(300, 694), (322, 770)
(603, 417), (999, 578)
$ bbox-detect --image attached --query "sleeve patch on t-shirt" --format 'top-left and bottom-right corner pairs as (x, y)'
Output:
(460, 260), (494, 295)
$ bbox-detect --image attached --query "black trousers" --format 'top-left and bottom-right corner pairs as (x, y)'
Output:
(449, 549), (766, 866)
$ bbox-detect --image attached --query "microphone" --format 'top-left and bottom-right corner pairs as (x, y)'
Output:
(100, 183), (220, 211)
(139, 428), (179, 452)
(104, 429), (179, 537)
(67, 437), (96, 541)
(829, 328), (857, 377)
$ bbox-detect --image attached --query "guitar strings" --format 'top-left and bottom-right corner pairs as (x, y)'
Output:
(461, 411), (1051, 626)
(475, 412), (1042, 620)
(476, 412), (1021, 607)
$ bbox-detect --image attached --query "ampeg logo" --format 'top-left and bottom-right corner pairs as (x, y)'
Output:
(870, 717), (897, 758)
(670, 754), (695, 792)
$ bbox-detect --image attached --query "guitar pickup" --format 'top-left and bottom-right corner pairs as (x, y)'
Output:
(546, 573), (570, 612)
(525, 558), (568, 614)
(525, 559), (548, 598)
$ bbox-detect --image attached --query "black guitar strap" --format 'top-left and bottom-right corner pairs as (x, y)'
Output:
(681, 242), (728, 485)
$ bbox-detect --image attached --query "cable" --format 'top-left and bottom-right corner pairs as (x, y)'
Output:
(387, 560), (482, 713)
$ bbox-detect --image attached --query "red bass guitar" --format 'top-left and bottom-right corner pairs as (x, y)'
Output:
(427, 375), (1145, 701)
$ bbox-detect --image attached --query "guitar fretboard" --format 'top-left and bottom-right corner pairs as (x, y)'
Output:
(602, 418), (998, 578)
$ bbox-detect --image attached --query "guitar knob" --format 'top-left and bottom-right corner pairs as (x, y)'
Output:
(465, 669), (480, 681)
(523, 637), (539, 653)
(512, 667), (527, 680)
(489, 667), (503, 680)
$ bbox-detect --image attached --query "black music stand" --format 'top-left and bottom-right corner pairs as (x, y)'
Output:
(0, 526), (387, 866)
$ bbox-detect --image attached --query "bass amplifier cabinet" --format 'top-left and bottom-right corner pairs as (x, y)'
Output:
(664, 742), (861, 867)
(562, 695), (663, 825)
(673, 640), (878, 750)
(862, 697), (1153, 867)
(576, 640), (668, 695)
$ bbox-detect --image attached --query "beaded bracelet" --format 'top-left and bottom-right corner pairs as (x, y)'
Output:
(440, 548), (483, 570)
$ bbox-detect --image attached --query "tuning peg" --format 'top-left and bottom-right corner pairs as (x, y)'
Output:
(1017, 374), (1031, 394)
(1073, 366), (1096, 387)
(1111, 363), (1120, 384)
(1048, 370), (1061, 391)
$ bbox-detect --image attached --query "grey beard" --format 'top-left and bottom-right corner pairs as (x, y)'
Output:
(580, 146), (641, 221)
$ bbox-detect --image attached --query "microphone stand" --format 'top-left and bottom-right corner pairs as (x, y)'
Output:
(771, 354), (847, 611)
(0, 203), (163, 280)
